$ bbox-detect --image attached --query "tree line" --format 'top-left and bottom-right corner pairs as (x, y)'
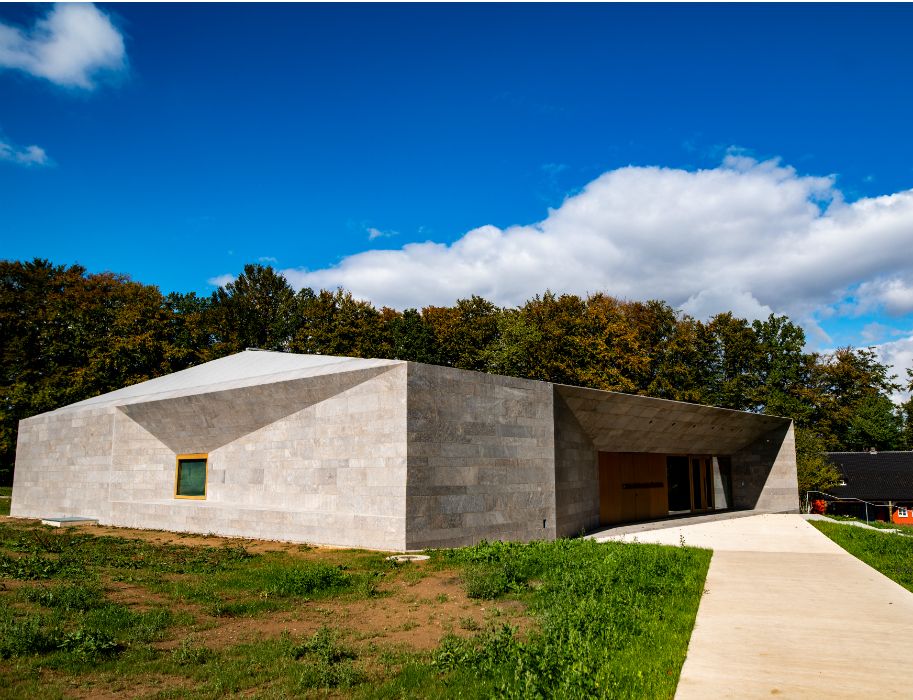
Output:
(3, 258), (911, 493)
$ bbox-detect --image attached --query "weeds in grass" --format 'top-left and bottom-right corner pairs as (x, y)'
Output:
(263, 561), (352, 597)
(172, 637), (212, 666)
(459, 616), (481, 631)
(57, 628), (119, 661)
(291, 627), (365, 689)
(0, 552), (73, 580)
(431, 537), (712, 698)
(0, 520), (710, 699)
(23, 582), (104, 611)
(0, 614), (62, 658)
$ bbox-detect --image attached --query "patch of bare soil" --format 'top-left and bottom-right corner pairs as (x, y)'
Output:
(326, 567), (532, 650)
(154, 564), (533, 655)
(9, 519), (536, 658)
(69, 674), (191, 700)
(63, 522), (373, 559)
(104, 580), (179, 612)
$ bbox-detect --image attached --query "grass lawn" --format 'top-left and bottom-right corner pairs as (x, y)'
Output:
(0, 487), (11, 517)
(820, 514), (913, 536)
(810, 520), (913, 593)
(0, 519), (710, 699)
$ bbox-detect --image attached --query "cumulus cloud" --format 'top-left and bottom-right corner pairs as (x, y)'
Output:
(874, 334), (913, 402)
(0, 139), (50, 166)
(279, 154), (913, 325)
(207, 274), (235, 288)
(0, 3), (126, 89)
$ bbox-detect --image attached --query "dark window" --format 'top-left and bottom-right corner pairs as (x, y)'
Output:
(176, 456), (207, 498)
(667, 456), (691, 511)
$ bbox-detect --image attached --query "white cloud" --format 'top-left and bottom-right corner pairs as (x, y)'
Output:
(207, 274), (235, 288)
(852, 278), (913, 317)
(367, 227), (397, 241)
(874, 334), (913, 402)
(0, 139), (50, 166)
(0, 3), (126, 89)
(279, 154), (913, 326)
(860, 322), (902, 345)
(258, 256), (278, 264)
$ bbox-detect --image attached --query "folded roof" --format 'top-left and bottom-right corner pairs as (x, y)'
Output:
(51, 350), (400, 414)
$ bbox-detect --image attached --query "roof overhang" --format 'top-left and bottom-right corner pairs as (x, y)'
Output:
(555, 384), (791, 454)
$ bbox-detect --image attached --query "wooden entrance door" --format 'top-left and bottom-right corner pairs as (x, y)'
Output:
(689, 456), (714, 512)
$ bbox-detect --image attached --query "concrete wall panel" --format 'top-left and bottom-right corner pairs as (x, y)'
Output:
(11, 407), (115, 520)
(554, 392), (599, 537)
(15, 364), (409, 550)
(732, 422), (799, 513)
(405, 363), (556, 549)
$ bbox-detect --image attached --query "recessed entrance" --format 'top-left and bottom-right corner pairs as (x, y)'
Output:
(598, 452), (733, 526)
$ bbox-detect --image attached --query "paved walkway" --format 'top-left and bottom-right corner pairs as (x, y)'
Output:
(593, 514), (913, 698)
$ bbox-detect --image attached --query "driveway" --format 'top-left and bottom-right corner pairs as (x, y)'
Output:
(593, 514), (913, 698)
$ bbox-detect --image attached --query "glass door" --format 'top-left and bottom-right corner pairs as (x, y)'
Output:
(667, 456), (691, 514)
(689, 456), (714, 512)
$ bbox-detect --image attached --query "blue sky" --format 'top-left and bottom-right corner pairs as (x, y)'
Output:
(3, 3), (913, 373)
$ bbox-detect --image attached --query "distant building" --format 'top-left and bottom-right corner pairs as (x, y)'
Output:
(12, 351), (798, 550)
(823, 451), (913, 525)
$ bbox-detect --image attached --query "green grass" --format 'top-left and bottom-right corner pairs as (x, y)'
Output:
(810, 520), (913, 593)
(0, 519), (711, 699)
(0, 486), (10, 517)
(408, 538), (712, 699)
(820, 514), (913, 536)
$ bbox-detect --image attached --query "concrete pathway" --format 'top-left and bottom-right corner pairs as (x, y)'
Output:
(593, 514), (913, 698)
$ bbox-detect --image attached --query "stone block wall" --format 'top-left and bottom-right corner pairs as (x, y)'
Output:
(405, 363), (556, 549)
(12, 353), (801, 551)
(732, 422), (799, 513)
(553, 392), (599, 537)
(11, 407), (115, 520)
(16, 364), (409, 550)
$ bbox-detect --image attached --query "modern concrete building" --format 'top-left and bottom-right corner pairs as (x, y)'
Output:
(11, 350), (798, 550)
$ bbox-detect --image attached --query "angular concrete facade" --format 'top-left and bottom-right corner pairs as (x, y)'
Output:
(11, 350), (798, 550)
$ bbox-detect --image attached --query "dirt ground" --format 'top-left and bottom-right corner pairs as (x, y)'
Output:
(35, 520), (532, 653)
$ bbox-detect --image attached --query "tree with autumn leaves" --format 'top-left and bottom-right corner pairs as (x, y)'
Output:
(1, 258), (907, 493)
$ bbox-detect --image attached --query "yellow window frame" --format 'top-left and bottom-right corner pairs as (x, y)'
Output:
(174, 453), (208, 500)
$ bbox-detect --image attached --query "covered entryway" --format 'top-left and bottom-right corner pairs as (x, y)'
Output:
(552, 384), (798, 537)
(597, 452), (735, 526)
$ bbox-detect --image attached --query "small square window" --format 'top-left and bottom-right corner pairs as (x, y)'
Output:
(899, 507), (909, 518)
(175, 454), (207, 499)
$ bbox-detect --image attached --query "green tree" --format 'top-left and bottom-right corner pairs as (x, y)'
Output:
(620, 299), (680, 394)
(704, 312), (761, 411)
(845, 394), (903, 451)
(163, 291), (215, 366)
(0, 259), (184, 480)
(384, 308), (441, 364)
(209, 264), (299, 354)
(795, 427), (842, 498)
(751, 314), (815, 423)
(901, 369), (913, 450)
(291, 288), (385, 358)
(809, 347), (900, 449)
(423, 296), (501, 372)
(648, 315), (717, 404)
